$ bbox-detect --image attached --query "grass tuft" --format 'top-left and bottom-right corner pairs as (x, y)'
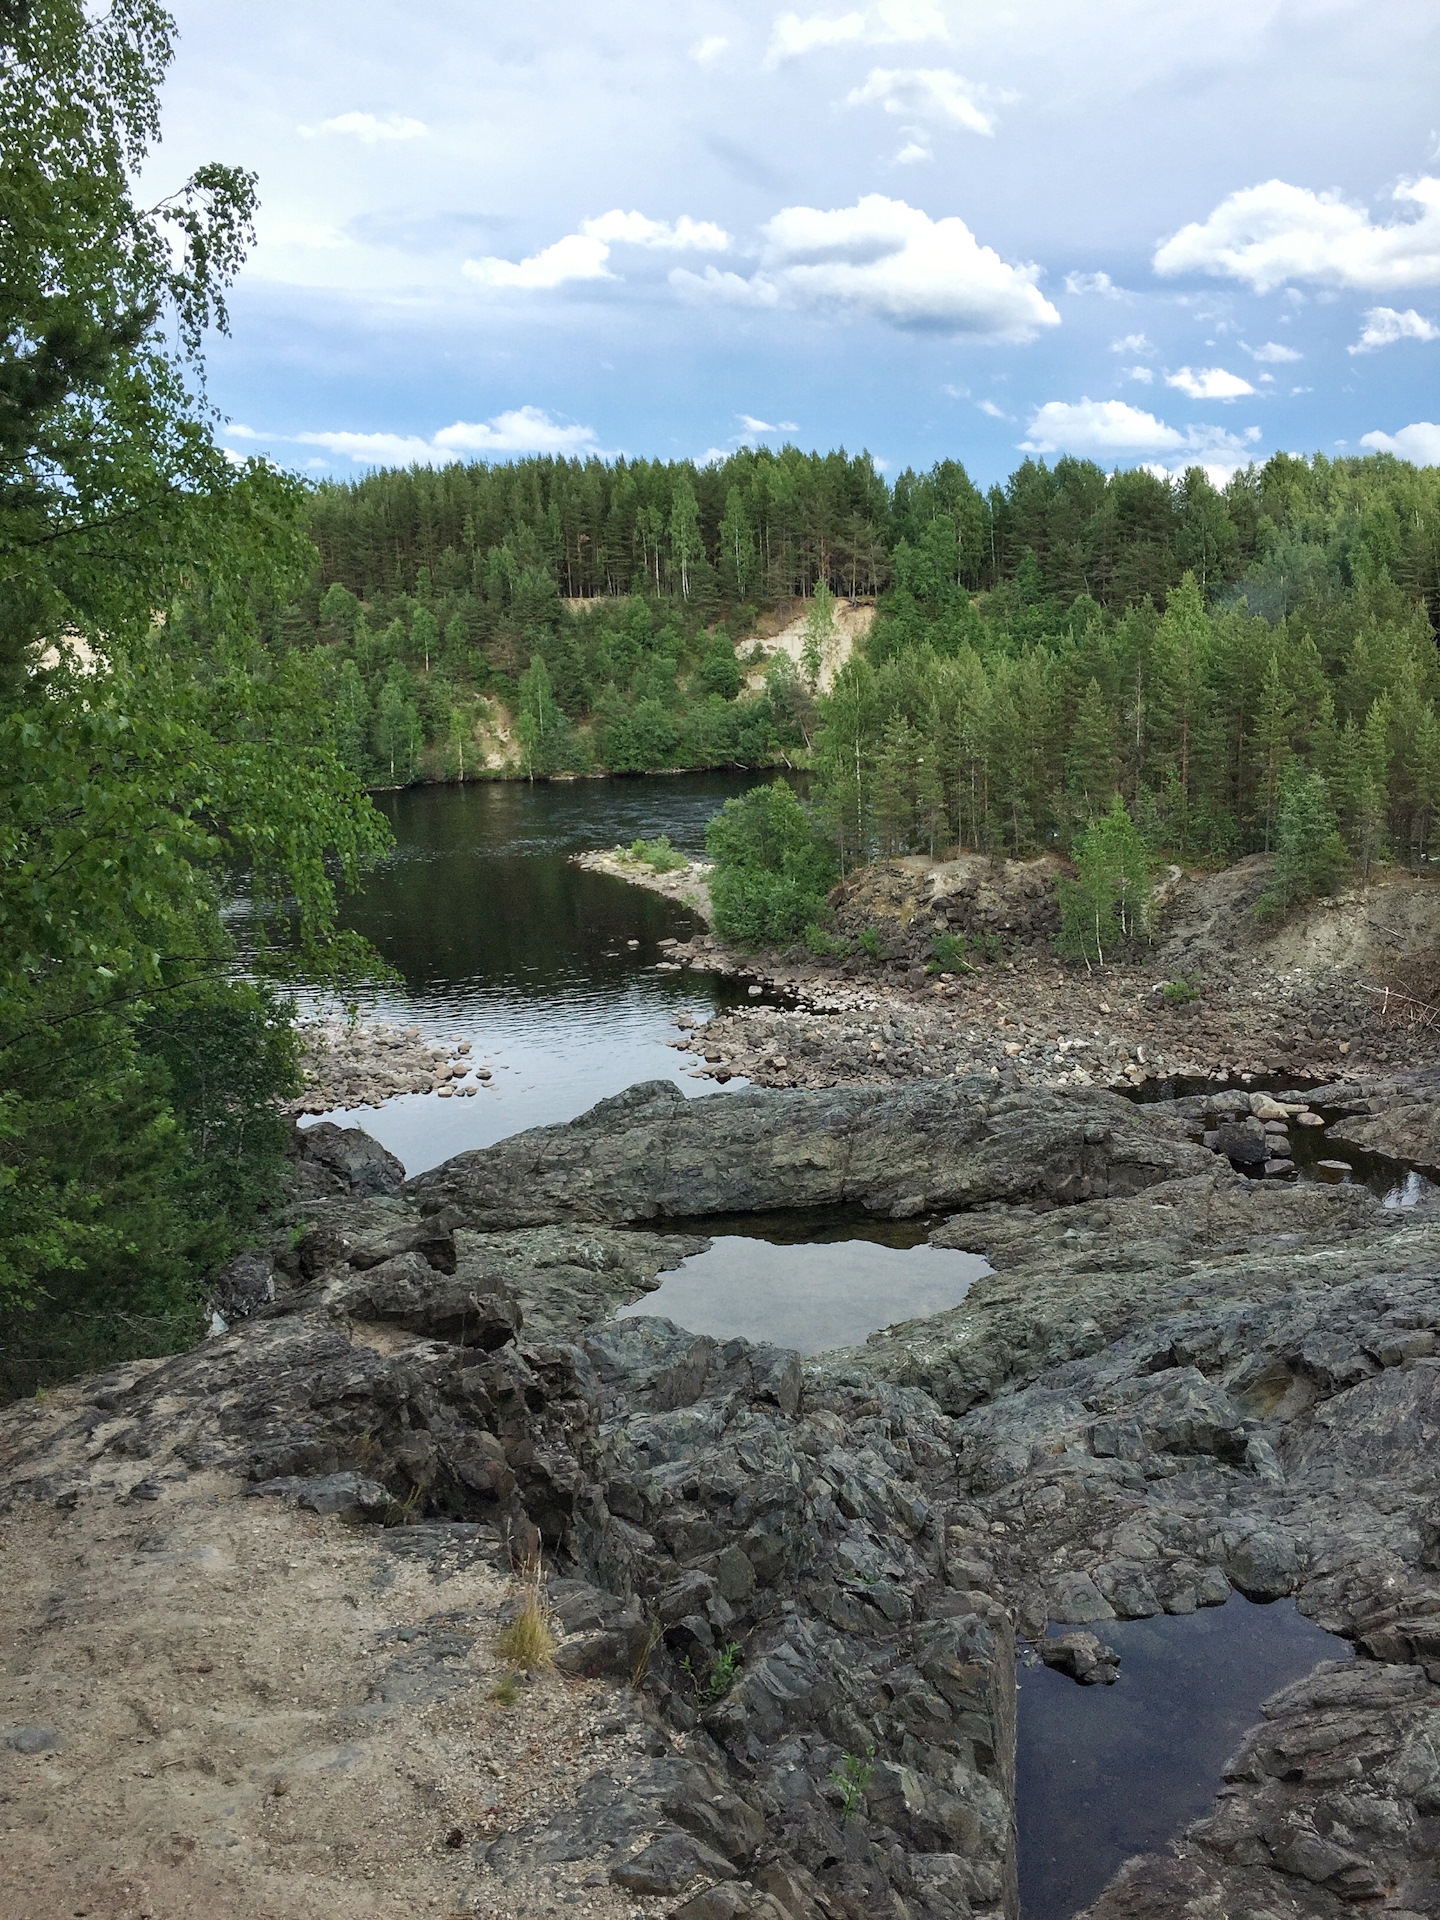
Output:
(494, 1555), (555, 1672)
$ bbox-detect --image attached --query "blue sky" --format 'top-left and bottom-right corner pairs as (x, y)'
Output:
(154, 0), (1440, 487)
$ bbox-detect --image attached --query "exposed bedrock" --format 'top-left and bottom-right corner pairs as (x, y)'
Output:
(9, 1079), (1440, 1917)
(408, 1075), (1211, 1228)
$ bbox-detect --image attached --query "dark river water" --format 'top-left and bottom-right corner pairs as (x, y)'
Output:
(307, 775), (769, 1175)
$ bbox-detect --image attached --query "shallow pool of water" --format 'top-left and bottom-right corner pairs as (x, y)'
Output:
(617, 1234), (988, 1353)
(1016, 1595), (1350, 1919)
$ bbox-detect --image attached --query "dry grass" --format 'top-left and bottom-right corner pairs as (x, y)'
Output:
(494, 1555), (556, 1671)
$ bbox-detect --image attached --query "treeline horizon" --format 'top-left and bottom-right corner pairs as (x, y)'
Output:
(228, 444), (1440, 871)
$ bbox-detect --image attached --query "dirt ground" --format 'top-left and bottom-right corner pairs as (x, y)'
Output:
(0, 1378), (668, 1920)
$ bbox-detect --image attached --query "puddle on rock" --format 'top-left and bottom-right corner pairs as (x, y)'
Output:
(617, 1223), (988, 1355)
(1017, 1595), (1350, 1919)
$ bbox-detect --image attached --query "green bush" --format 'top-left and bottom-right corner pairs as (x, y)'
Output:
(705, 780), (836, 949)
(927, 931), (971, 973)
(1163, 975), (1200, 1005)
(624, 834), (687, 873)
(858, 926), (884, 957)
(804, 923), (850, 957)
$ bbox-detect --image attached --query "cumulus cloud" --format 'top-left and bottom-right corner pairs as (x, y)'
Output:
(300, 111), (426, 142)
(1360, 421), (1440, 463)
(1110, 331), (1155, 356)
(846, 67), (1003, 137)
(464, 209), (728, 289)
(738, 413), (800, 432)
(1154, 176), (1440, 294)
(1065, 270), (1124, 298)
(692, 35), (729, 61)
(1020, 397), (1260, 467)
(672, 265), (780, 306)
(284, 408), (604, 467)
(674, 194), (1060, 338)
(765, 1), (947, 67)
(1245, 340), (1302, 362)
(1349, 306), (1440, 352)
(1125, 366), (1155, 383)
(1165, 365), (1256, 400)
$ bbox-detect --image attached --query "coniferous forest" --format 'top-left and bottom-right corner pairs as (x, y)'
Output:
(246, 446), (1440, 873)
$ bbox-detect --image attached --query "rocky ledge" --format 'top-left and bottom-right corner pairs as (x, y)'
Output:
(5, 1076), (1440, 1918)
(289, 1019), (492, 1115)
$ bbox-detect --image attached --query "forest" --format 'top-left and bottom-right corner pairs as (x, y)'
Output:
(253, 444), (1440, 874)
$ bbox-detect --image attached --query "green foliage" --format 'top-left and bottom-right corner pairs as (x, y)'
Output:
(706, 780), (836, 949)
(681, 1642), (743, 1704)
(831, 1746), (876, 1823)
(1057, 794), (1154, 967)
(0, 2), (391, 1394)
(857, 926), (884, 957)
(623, 834), (687, 873)
(801, 582), (837, 688)
(804, 923), (850, 957)
(927, 931), (971, 974)
(1259, 766), (1350, 915)
(1163, 975), (1201, 1005)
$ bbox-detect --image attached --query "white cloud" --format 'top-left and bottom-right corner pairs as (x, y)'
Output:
(1021, 397), (1260, 469)
(1244, 340), (1302, 362)
(674, 194), (1060, 338)
(1126, 365), (1154, 383)
(896, 138), (931, 164)
(846, 67), (1003, 138)
(1110, 331), (1154, 356)
(738, 413), (799, 432)
(464, 209), (727, 290)
(582, 210), (730, 250)
(1165, 365), (1256, 400)
(1065, 270), (1124, 298)
(942, 382), (970, 398)
(691, 35), (729, 61)
(1349, 305), (1440, 352)
(300, 111), (426, 143)
(1360, 421), (1440, 463)
(465, 232), (613, 289)
(286, 408), (603, 467)
(765, 2), (947, 67)
(1155, 176), (1440, 294)
(671, 264), (781, 306)
(976, 398), (1012, 420)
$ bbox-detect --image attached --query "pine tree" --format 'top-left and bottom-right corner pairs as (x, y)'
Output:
(1147, 573), (1213, 853)
(669, 479), (701, 600)
(1261, 767), (1348, 913)
(1252, 648), (1294, 851)
(1065, 677), (1119, 827)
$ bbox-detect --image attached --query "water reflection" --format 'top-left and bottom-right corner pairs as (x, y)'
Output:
(618, 1236), (987, 1354)
(300, 776), (780, 1174)
(1017, 1596), (1349, 1919)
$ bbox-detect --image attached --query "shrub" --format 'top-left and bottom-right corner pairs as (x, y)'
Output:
(494, 1560), (555, 1671)
(857, 926), (884, 957)
(624, 834), (687, 873)
(927, 931), (971, 974)
(705, 780), (835, 949)
(804, 923), (850, 957)
(1163, 975), (1200, 1005)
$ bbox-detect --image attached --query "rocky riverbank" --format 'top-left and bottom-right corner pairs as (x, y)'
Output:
(652, 855), (1440, 1099)
(575, 847), (715, 922)
(7, 1074), (1440, 1917)
(289, 1020), (492, 1115)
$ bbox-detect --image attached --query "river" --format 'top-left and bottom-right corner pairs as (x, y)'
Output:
(308, 774), (769, 1175)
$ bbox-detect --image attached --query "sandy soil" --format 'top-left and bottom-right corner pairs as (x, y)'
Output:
(0, 1380), (666, 1920)
(736, 602), (874, 697)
